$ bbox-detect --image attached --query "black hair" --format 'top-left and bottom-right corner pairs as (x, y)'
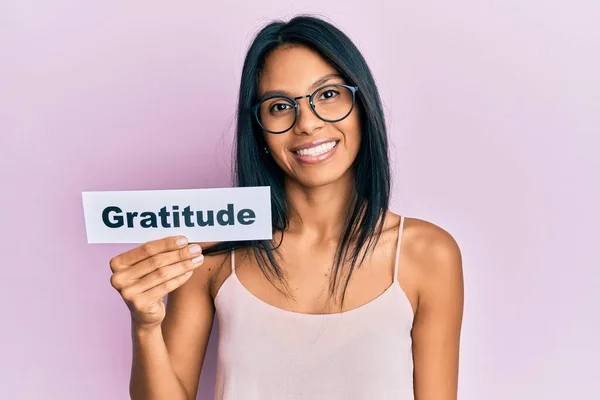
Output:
(204, 15), (391, 308)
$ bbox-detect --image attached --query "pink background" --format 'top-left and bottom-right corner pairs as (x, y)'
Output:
(1, 1), (599, 399)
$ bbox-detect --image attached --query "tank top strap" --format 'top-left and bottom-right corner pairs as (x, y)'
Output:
(231, 249), (236, 273)
(393, 215), (405, 283)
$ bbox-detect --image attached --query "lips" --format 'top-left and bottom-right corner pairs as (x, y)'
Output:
(290, 139), (340, 164)
(290, 138), (339, 153)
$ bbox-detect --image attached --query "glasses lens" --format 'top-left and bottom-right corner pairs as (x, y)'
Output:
(312, 85), (354, 122)
(257, 97), (296, 133)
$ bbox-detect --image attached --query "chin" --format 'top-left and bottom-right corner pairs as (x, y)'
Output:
(291, 166), (354, 189)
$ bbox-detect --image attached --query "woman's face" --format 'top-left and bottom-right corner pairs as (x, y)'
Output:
(257, 45), (361, 188)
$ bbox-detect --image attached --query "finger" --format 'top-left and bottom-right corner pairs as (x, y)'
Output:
(122, 243), (202, 281)
(110, 244), (202, 291)
(110, 236), (189, 272)
(124, 252), (204, 296)
(136, 263), (200, 302)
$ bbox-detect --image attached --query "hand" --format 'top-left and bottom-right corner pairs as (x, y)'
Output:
(109, 236), (204, 331)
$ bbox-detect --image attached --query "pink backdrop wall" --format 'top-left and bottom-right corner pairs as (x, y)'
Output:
(2, 1), (599, 399)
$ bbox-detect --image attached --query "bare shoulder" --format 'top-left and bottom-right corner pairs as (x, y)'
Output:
(194, 244), (232, 296)
(172, 242), (230, 298)
(403, 217), (462, 272)
(401, 217), (464, 307)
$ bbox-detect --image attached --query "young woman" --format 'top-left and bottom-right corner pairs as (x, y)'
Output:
(109, 16), (464, 400)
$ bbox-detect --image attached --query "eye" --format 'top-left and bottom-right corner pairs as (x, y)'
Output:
(269, 102), (293, 114)
(319, 89), (339, 100)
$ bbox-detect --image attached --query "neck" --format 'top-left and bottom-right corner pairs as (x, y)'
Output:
(284, 171), (355, 242)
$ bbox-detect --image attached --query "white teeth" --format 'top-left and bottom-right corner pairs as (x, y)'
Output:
(295, 141), (337, 157)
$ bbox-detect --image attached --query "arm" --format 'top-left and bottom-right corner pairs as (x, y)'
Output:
(129, 251), (222, 400)
(161, 252), (221, 398)
(130, 325), (191, 400)
(411, 222), (464, 400)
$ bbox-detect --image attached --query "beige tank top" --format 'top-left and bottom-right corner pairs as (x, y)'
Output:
(213, 215), (414, 399)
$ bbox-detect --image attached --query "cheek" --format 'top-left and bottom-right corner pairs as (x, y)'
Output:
(340, 116), (362, 151)
(263, 134), (292, 169)
(263, 134), (285, 153)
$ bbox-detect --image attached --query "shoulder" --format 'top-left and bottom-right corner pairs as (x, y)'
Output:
(401, 217), (463, 309)
(380, 211), (461, 258)
(182, 242), (231, 297)
(403, 217), (462, 272)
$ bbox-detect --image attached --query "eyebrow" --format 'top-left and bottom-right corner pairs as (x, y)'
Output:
(257, 73), (344, 101)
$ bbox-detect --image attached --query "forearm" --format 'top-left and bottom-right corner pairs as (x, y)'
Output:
(130, 323), (190, 400)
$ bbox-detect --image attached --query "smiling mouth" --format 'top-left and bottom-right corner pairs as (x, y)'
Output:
(292, 140), (338, 156)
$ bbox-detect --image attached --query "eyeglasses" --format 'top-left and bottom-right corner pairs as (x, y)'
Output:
(252, 84), (359, 134)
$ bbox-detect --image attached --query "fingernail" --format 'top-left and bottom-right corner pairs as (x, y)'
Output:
(184, 271), (193, 276)
(189, 245), (202, 254)
(177, 237), (188, 246)
(192, 255), (204, 264)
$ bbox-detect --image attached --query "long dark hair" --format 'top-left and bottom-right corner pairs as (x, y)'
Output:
(204, 15), (391, 307)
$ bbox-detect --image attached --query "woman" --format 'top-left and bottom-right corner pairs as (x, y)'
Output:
(109, 15), (464, 400)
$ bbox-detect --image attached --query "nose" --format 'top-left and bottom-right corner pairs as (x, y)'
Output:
(292, 96), (324, 136)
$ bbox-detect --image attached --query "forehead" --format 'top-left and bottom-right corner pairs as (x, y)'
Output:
(258, 45), (340, 95)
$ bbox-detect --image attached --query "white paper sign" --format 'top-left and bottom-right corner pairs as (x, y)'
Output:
(81, 187), (272, 243)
